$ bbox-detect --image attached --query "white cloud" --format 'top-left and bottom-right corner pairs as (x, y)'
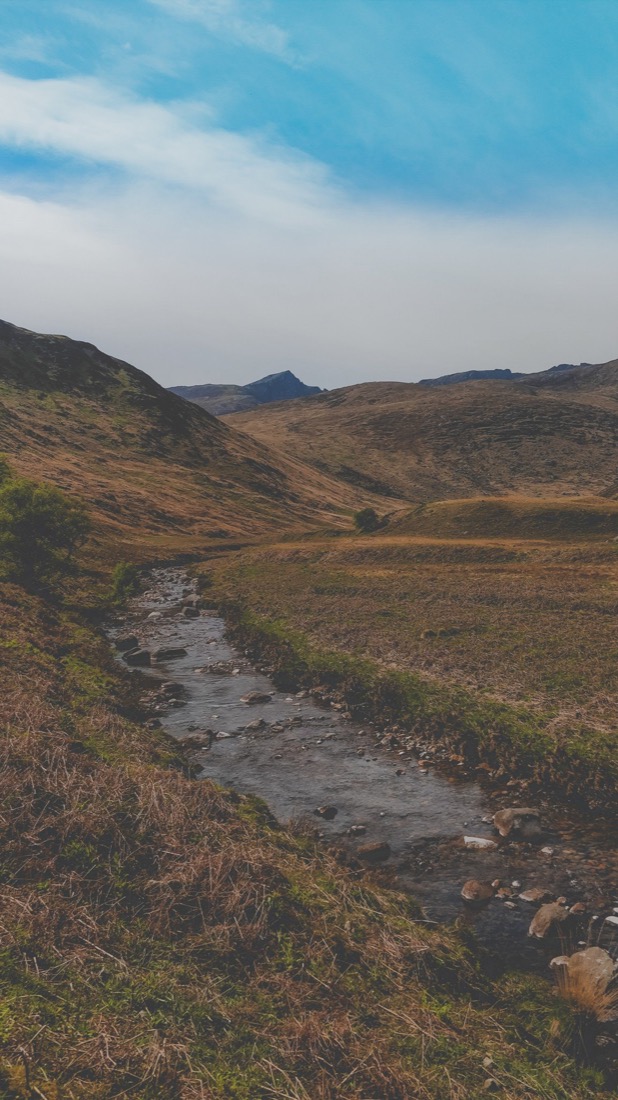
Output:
(146, 0), (295, 61)
(0, 72), (331, 224)
(0, 71), (617, 389)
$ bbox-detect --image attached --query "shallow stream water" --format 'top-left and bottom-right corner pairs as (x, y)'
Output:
(111, 567), (618, 966)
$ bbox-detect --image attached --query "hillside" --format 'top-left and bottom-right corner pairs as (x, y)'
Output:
(170, 369), (322, 416)
(0, 321), (368, 561)
(226, 358), (618, 502)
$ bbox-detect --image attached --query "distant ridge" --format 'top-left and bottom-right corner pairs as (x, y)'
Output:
(419, 368), (522, 386)
(170, 369), (323, 416)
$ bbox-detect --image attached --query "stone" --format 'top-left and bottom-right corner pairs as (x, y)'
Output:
(178, 731), (213, 750)
(463, 836), (498, 850)
(147, 611), (162, 620)
(115, 635), (139, 652)
(519, 887), (554, 904)
(245, 718), (267, 731)
(315, 805), (338, 820)
(182, 606), (200, 618)
(550, 947), (617, 1017)
(161, 681), (183, 696)
(357, 841), (391, 863)
(349, 824), (367, 835)
(152, 646), (188, 661)
(528, 901), (569, 938)
(240, 691), (273, 705)
(461, 879), (496, 903)
(124, 648), (151, 666)
(182, 595), (201, 608)
(493, 807), (541, 838)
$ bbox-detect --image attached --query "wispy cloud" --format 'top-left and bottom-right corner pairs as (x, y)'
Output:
(0, 72), (332, 223)
(146, 0), (296, 62)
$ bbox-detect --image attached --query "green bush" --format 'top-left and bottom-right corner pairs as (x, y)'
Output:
(111, 561), (141, 603)
(354, 507), (380, 533)
(0, 469), (90, 590)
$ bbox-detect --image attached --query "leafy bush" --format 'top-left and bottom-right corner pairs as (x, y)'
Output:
(0, 467), (90, 590)
(354, 507), (380, 532)
(111, 561), (142, 603)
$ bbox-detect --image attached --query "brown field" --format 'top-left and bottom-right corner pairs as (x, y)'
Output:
(204, 528), (618, 795)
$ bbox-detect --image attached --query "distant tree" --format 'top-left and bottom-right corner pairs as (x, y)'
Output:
(0, 473), (90, 589)
(354, 507), (381, 533)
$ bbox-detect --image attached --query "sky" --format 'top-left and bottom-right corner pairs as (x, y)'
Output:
(1, 0), (618, 388)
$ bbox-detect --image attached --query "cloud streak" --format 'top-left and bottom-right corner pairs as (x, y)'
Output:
(0, 72), (331, 223)
(146, 0), (296, 61)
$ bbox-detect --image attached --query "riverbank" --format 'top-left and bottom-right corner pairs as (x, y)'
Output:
(199, 536), (618, 812)
(0, 575), (610, 1097)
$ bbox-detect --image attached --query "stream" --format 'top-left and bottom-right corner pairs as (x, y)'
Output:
(111, 567), (618, 967)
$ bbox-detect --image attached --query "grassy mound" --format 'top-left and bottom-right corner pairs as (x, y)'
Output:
(388, 497), (618, 540)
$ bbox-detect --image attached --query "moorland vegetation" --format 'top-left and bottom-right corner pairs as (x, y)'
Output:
(0, 319), (617, 1096)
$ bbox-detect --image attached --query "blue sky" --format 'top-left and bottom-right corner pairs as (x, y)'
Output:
(0, 0), (617, 386)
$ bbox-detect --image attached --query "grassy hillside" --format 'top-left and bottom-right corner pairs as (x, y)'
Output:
(0, 320), (374, 563)
(226, 361), (618, 502)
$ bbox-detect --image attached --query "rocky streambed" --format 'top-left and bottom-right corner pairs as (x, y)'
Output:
(110, 568), (618, 969)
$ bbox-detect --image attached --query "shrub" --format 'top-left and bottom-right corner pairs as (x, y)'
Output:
(354, 507), (380, 533)
(0, 472), (90, 590)
(111, 561), (142, 603)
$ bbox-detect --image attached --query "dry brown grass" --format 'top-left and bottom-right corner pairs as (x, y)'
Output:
(226, 364), (618, 503)
(0, 582), (606, 1098)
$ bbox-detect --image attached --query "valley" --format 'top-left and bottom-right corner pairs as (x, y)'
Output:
(0, 320), (617, 1097)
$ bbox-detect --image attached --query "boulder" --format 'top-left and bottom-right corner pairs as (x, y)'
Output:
(493, 807), (542, 839)
(240, 691), (273, 705)
(182, 606), (200, 618)
(152, 647), (188, 661)
(115, 635), (139, 652)
(124, 648), (151, 666)
(161, 681), (184, 696)
(529, 901), (569, 938)
(314, 805), (338, 821)
(178, 731), (214, 750)
(461, 879), (497, 903)
(550, 947), (617, 1018)
(357, 841), (391, 863)
(182, 595), (201, 608)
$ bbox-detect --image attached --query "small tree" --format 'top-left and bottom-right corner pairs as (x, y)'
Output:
(354, 507), (380, 533)
(0, 475), (90, 589)
(111, 561), (142, 603)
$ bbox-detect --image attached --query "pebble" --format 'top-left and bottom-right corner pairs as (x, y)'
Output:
(463, 836), (498, 851)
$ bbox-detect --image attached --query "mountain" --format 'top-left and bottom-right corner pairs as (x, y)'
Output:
(225, 357), (618, 502)
(170, 370), (323, 416)
(418, 363), (598, 387)
(419, 367), (524, 386)
(0, 321), (369, 560)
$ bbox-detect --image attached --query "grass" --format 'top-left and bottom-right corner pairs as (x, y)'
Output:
(201, 532), (618, 808)
(0, 576), (612, 1097)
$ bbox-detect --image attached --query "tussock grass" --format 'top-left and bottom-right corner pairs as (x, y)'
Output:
(0, 584), (608, 1098)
